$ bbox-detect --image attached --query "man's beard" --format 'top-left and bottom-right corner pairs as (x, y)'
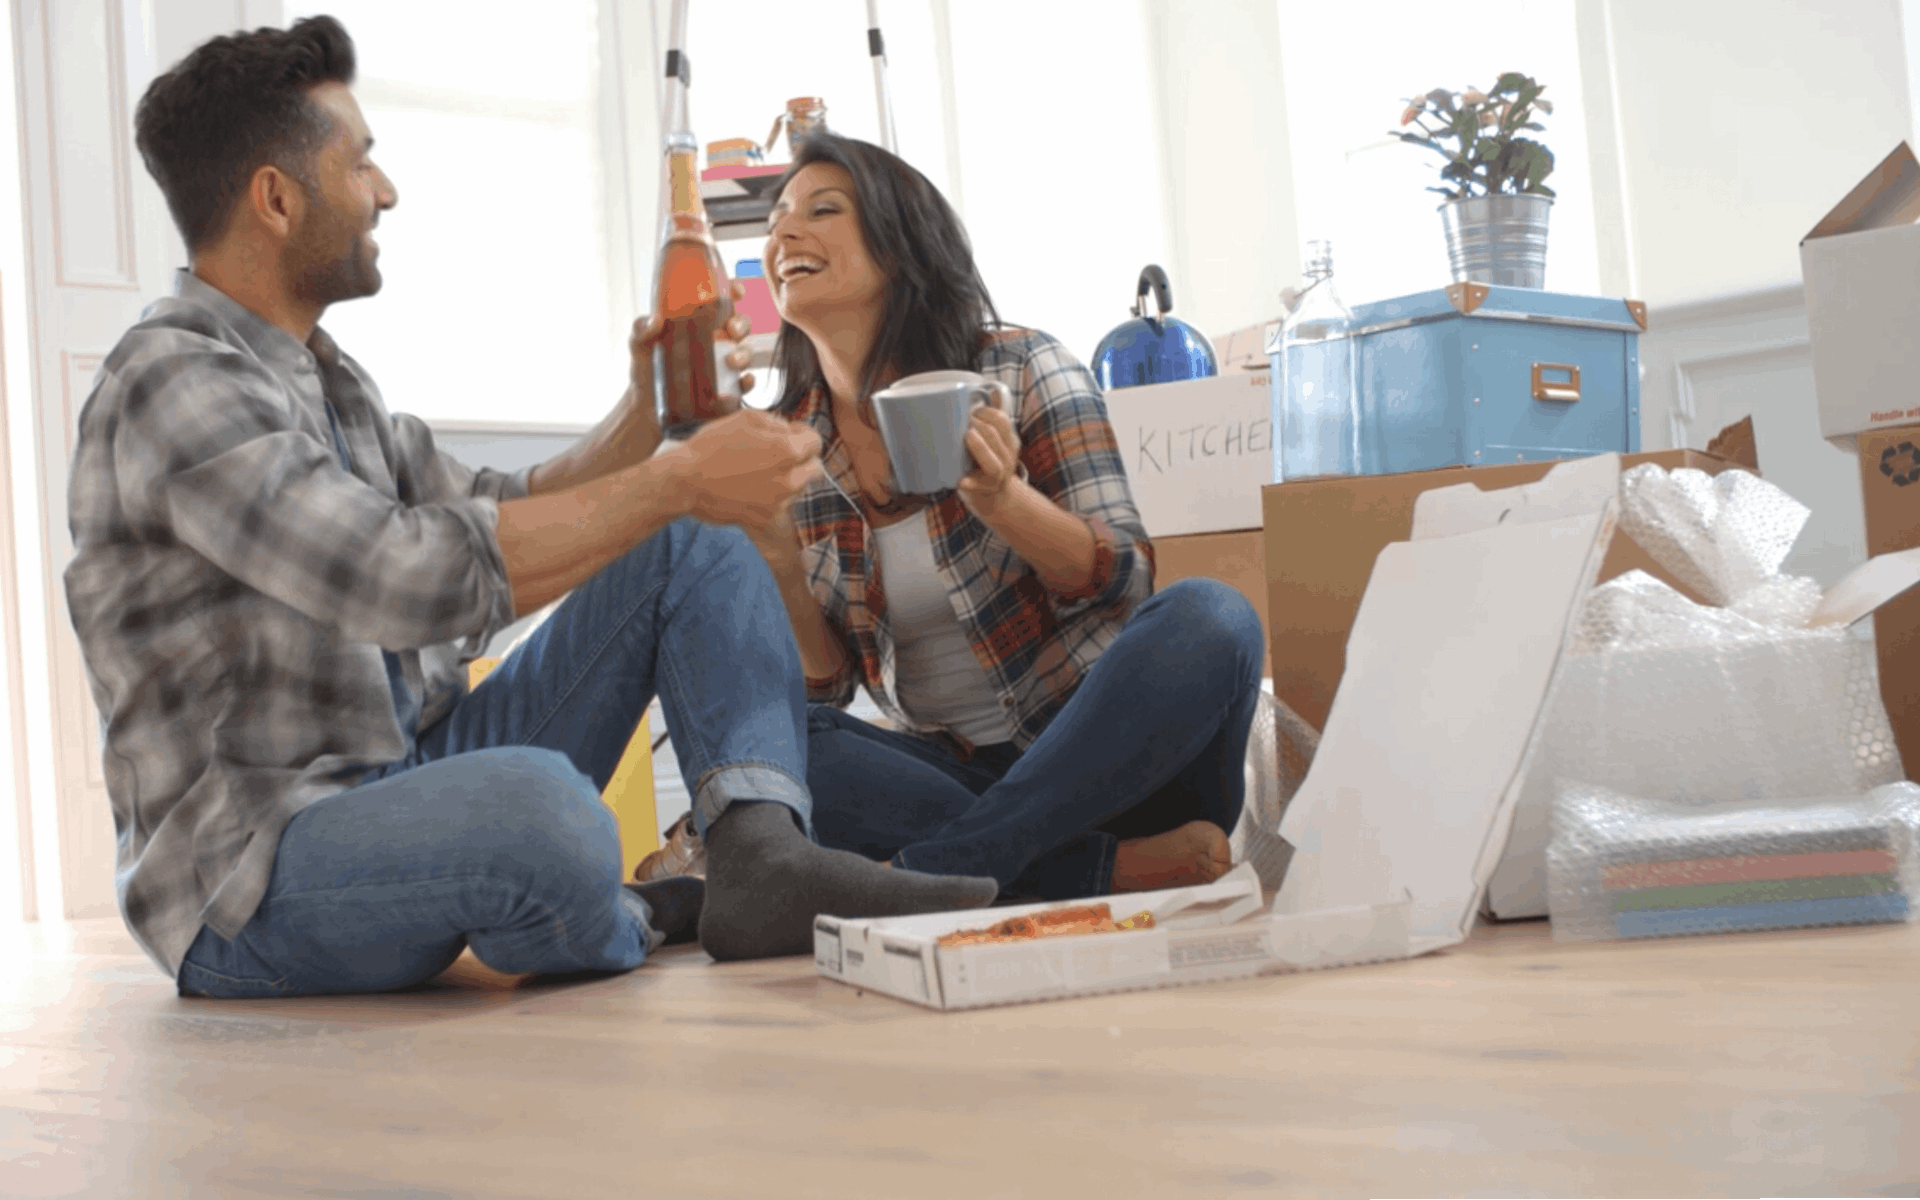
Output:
(285, 203), (381, 310)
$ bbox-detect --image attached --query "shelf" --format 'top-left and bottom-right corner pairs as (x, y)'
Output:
(701, 164), (785, 243)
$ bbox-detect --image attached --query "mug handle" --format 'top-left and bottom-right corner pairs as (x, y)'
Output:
(969, 379), (1012, 416)
(963, 380), (1022, 485)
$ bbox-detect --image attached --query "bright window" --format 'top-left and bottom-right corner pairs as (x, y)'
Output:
(285, 1), (617, 428)
(285, 1), (1168, 425)
(945, 0), (1169, 366)
(683, 0), (951, 200)
(687, 0), (1167, 373)
(1276, 0), (1601, 307)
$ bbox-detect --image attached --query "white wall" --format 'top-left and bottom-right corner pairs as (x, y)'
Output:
(1143, 0), (1300, 344)
(1592, 0), (1912, 589)
(1909, 0), (1920, 142)
(944, 1), (1170, 364)
(0, 0), (34, 922)
(1588, 0), (1910, 308)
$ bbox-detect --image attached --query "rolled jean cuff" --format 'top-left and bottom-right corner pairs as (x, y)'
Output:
(897, 829), (1118, 900)
(693, 763), (813, 842)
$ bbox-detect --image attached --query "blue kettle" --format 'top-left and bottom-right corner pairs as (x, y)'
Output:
(1089, 264), (1218, 390)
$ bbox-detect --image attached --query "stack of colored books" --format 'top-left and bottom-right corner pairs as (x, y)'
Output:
(705, 137), (763, 170)
(1602, 846), (1907, 938)
(1549, 784), (1920, 942)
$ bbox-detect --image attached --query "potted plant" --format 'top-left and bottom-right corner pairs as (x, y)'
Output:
(1391, 72), (1556, 288)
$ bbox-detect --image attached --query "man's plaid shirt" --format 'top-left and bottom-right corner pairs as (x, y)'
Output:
(64, 272), (526, 978)
(790, 328), (1155, 751)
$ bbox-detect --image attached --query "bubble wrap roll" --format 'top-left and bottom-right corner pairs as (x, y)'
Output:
(1493, 462), (1907, 920)
(1547, 781), (1920, 942)
(1232, 690), (1318, 891)
(1617, 465), (1810, 607)
(1553, 571), (1902, 796)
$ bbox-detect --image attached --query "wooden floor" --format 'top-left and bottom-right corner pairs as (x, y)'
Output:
(3, 914), (1917, 1199)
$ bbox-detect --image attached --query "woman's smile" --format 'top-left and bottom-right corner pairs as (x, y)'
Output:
(764, 162), (884, 321)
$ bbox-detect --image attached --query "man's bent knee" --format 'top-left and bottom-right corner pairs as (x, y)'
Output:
(459, 747), (616, 859)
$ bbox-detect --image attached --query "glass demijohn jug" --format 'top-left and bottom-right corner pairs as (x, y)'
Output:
(1273, 239), (1359, 480)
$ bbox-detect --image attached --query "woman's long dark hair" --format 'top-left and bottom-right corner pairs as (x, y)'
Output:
(767, 133), (1001, 418)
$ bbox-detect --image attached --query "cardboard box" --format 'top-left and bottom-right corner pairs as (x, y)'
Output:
(1103, 371), (1272, 537)
(819, 458), (1622, 1008)
(1151, 528), (1270, 672)
(1858, 423), (1920, 772)
(1262, 435), (1759, 734)
(1801, 142), (1920, 448)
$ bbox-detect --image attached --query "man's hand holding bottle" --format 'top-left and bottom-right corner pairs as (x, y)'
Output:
(660, 410), (823, 530)
(624, 293), (823, 533)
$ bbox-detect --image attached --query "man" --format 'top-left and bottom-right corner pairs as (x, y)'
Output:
(65, 15), (995, 996)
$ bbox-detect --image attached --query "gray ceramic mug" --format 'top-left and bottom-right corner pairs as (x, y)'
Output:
(871, 370), (1014, 495)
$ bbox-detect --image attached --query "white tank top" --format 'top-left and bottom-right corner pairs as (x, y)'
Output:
(869, 515), (1016, 745)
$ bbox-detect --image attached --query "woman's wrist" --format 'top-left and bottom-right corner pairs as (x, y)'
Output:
(966, 475), (1103, 595)
(965, 472), (1041, 531)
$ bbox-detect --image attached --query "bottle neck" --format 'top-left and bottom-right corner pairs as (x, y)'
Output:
(665, 143), (700, 214)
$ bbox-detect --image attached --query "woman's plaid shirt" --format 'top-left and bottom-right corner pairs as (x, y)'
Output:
(789, 328), (1155, 752)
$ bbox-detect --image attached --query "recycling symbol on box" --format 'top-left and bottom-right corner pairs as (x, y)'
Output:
(1881, 442), (1920, 487)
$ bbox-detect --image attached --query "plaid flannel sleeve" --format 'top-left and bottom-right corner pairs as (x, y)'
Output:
(800, 540), (860, 706)
(793, 490), (862, 707)
(112, 330), (518, 654)
(389, 411), (533, 506)
(1007, 333), (1156, 621)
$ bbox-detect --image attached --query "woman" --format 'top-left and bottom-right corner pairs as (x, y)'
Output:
(743, 133), (1264, 901)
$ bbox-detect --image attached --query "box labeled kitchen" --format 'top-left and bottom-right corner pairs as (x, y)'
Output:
(1102, 370), (1272, 538)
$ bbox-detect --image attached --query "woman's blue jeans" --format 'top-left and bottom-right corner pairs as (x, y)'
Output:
(177, 519), (812, 998)
(805, 578), (1264, 900)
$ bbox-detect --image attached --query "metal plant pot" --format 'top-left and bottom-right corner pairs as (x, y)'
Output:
(1438, 194), (1552, 289)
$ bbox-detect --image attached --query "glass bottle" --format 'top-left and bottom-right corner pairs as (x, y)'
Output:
(652, 4), (741, 440)
(765, 96), (829, 160)
(1274, 239), (1359, 480)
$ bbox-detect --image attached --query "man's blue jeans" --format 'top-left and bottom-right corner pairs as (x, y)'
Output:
(177, 519), (811, 998)
(805, 578), (1264, 900)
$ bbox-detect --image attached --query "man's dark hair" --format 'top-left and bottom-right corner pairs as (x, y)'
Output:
(133, 15), (357, 253)
(768, 133), (1002, 416)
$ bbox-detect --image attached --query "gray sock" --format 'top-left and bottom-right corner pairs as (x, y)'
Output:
(698, 800), (998, 962)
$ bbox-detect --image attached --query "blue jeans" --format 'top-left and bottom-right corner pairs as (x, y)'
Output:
(806, 578), (1263, 900)
(177, 518), (811, 998)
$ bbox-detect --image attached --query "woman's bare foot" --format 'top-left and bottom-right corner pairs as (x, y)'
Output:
(435, 947), (537, 990)
(1111, 820), (1233, 892)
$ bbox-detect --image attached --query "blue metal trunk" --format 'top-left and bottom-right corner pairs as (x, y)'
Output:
(1270, 283), (1645, 478)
